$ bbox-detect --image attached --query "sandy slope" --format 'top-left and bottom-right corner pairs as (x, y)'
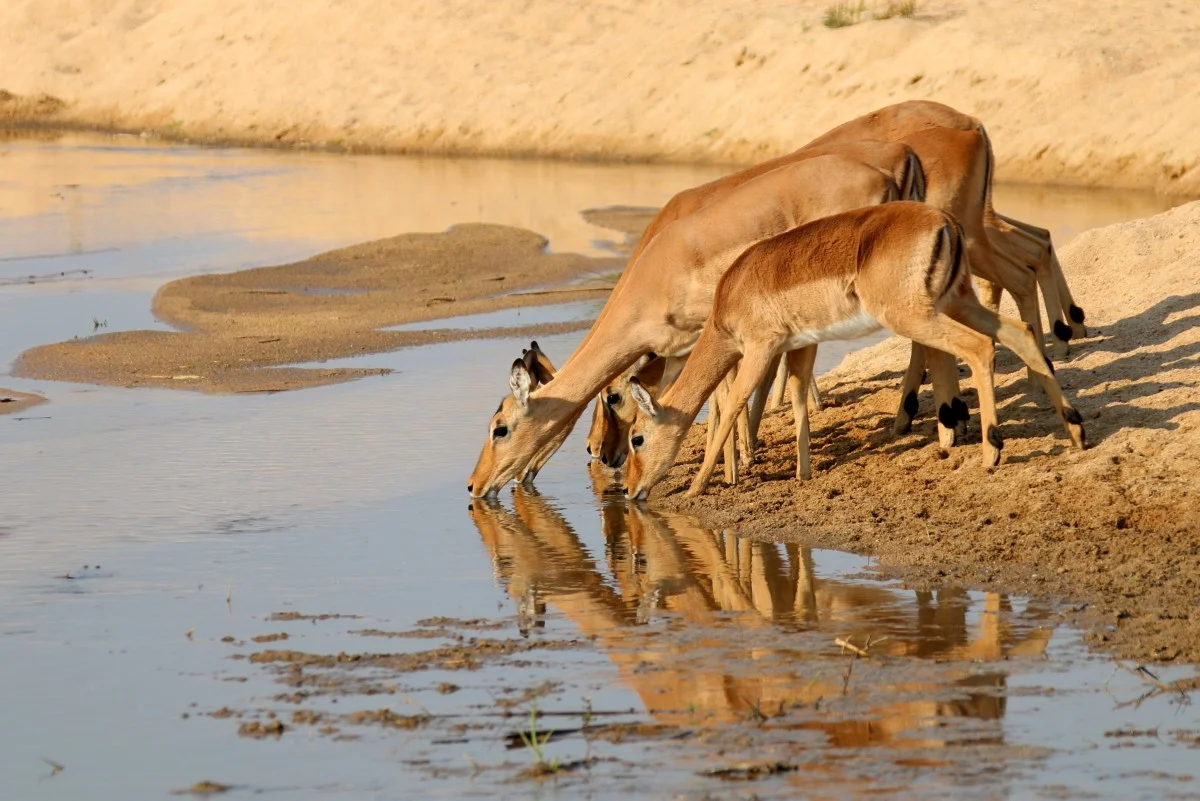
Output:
(3, 0), (1199, 194)
(652, 200), (1200, 662)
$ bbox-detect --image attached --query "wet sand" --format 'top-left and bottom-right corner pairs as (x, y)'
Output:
(0, 387), (45, 415)
(2, 1), (1199, 195)
(649, 201), (1200, 663)
(14, 224), (618, 393)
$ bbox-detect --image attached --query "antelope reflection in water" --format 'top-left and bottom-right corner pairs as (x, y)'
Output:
(467, 471), (1052, 749)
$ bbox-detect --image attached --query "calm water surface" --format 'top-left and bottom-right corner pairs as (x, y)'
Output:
(0, 132), (1195, 799)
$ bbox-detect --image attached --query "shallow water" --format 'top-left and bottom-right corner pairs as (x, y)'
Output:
(1, 131), (1197, 799)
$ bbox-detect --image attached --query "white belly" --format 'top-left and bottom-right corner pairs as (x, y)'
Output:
(781, 310), (882, 351)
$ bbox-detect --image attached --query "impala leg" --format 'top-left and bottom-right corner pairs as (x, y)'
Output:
(736, 399), (753, 469)
(766, 354), (788, 411)
(748, 353), (781, 445)
(722, 370), (739, 486)
(969, 238), (1046, 387)
(785, 346), (818, 480)
(893, 342), (927, 436)
(927, 347), (966, 447)
(977, 277), (1004, 315)
(995, 215), (1086, 340)
(898, 315), (1002, 468)
(808, 375), (823, 412)
(994, 230), (1070, 359)
(947, 295), (1087, 450)
(1049, 243), (1087, 340)
(705, 383), (721, 465)
(690, 348), (775, 496)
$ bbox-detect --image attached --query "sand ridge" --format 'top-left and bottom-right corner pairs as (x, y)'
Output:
(2, 1), (1198, 194)
(646, 201), (1200, 662)
(13, 224), (618, 394)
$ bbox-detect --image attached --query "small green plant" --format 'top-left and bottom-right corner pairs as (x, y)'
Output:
(92, 316), (108, 331)
(519, 707), (562, 774)
(875, 0), (917, 20)
(823, 1), (866, 28)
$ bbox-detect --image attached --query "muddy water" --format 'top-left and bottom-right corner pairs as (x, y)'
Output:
(1, 132), (1197, 799)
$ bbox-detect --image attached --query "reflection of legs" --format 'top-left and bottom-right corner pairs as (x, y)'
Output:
(793, 546), (818, 624)
(785, 347), (817, 480)
(691, 347), (776, 495)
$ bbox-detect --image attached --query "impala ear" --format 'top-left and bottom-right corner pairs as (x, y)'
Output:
(630, 352), (655, 375)
(509, 359), (532, 408)
(628, 377), (658, 418)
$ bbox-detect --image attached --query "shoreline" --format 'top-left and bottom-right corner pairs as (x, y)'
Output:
(3, 1), (1199, 196)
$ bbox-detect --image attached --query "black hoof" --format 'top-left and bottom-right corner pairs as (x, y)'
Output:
(938, 403), (958, 430)
(987, 425), (1003, 450)
(1063, 406), (1083, 425)
(903, 390), (919, 418)
(1069, 305), (1086, 325)
(1053, 320), (1073, 342)
(951, 397), (969, 422)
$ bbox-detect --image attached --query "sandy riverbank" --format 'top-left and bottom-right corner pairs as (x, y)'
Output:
(647, 201), (1200, 663)
(2, 0), (1198, 194)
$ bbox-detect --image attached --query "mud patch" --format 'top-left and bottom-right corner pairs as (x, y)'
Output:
(14, 224), (617, 394)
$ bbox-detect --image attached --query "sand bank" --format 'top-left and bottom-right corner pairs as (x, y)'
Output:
(2, 0), (1198, 194)
(649, 201), (1200, 662)
(13, 224), (617, 393)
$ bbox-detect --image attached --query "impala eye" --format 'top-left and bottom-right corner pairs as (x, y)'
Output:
(631, 435), (644, 449)
(493, 425), (508, 438)
(606, 392), (620, 407)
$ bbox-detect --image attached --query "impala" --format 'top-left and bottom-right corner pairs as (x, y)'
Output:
(622, 202), (1086, 500)
(467, 153), (911, 498)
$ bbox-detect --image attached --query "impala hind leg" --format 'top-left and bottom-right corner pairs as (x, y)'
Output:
(929, 323), (1000, 467)
(893, 343), (967, 443)
(994, 214), (1087, 340)
(690, 347), (776, 496)
(927, 348), (967, 448)
(785, 346), (818, 480)
(947, 295), (1087, 450)
(970, 238), (1047, 387)
(893, 343), (927, 436)
(993, 230), (1071, 359)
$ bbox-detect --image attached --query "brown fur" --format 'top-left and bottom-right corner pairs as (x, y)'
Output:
(623, 203), (1086, 499)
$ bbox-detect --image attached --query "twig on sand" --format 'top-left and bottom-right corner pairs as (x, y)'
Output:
(39, 757), (65, 776)
(835, 637), (869, 657)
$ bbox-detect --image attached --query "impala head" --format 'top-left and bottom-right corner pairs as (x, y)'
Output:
(588, 352), (659, 469)
(622, 377), (689, 501)
(468, 358), (545, 498)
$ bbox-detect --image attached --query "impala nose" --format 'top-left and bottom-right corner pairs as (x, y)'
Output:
(586, 445), (592, 455)
(467, 482), (474, 494)
(622, 487), (628, 496)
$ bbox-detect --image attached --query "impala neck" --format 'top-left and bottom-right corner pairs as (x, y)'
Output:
(657, 325), (741, 425)
(534, 304), (654, 418)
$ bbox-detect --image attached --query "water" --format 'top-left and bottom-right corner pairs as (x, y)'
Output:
(0, 131), (1196, 799)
